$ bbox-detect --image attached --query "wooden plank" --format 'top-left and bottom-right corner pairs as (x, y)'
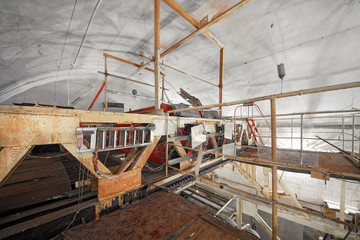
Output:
(104, 56), (108, 112)
(219, 48), (224, 118)
(154, 0), (161, 110)
(0, 198), (97, 239)
(98, 169), (141, 200)
(339, 180), (346, 228)
(161, 0), (224, 48)
(131, 136), (161, 169)
(63, 143), (111, 179)
(116, 148), (139, 174)
(194, 146), (203, 176)
(160, 0), (251, 57)
(236, 198), (242, 228)
(0, 191), (97, 226)
(103, 53), (165, 76)
(209, 136), (218, 148)
(174, 140), (187, 157)
(311, 171), (330, 180)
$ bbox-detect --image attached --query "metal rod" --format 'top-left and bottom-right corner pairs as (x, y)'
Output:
(88, 81), (107, 111)
(104, 56), (108, 112)
(215, 197), (234, 216)
(154, 0), (161, 110)
(253, 109), (360, 119)
(168, 81), (360, 113)
(271, 97), (278, 240)
(138, 50), (218, 87)
(98, 71), (168, 90)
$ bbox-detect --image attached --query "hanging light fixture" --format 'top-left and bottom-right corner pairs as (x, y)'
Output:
(277, 63), (285, 80)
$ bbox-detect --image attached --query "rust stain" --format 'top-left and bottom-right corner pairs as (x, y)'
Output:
(97, 169), (142, 200)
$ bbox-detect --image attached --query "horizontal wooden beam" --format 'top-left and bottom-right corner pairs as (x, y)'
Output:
(103, 53), (165, 76)
(170, 144), (360, 180)
(161, 0), (251, 57)
(169, 81), (360, 113)
(98, 71), (169, 90)
(162, 0), (224, 48)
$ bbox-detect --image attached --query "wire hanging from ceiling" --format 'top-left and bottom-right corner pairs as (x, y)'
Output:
(274, 0), (287, 94)
(55, 0), (78, 106)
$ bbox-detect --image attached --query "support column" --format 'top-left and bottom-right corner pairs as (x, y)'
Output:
(165, 112), (169, 176)
(352, 115), (355, 155)
(154, 0), (161, 110)
(271, 97), (278, 240)
(236, 197), (242, 228)
(219, 48), (224, 118)
(300, 114), (303, 164)
(162, 75), (165, 102)
(340, 180), (346, 228)
(342, 116), (345, 150)
(104, 56), (108, 112)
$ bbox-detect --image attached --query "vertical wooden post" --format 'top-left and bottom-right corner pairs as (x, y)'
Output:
(342, 116), (345, 150)
(300, 114), (303, 164)
(162, 75), (165, 102)
(291, 118), (293, 149)
(104, 56), (108, 112)
(236, 197), (242, 229)
(339, 180), (346, 228)
(165, 112), (169, 177)
(271, 97), (278, 240)
(219, 48), (224, 118)
(154, 0), (161, 111)
(352, 114), (355, 155)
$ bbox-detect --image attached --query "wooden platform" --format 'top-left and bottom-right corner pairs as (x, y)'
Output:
(240, 147), (360, 176)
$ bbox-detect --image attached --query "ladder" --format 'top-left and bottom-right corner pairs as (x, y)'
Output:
(76, 126), (155, 153)
(246, 118), (263, 147)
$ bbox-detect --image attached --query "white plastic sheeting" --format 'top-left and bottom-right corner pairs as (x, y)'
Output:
(0, 0), (359, 114)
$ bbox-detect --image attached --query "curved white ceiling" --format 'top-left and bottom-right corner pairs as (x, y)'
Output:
(0, 0), (359, 115)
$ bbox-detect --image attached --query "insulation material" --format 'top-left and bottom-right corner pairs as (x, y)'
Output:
(223, 142), (236, 157)
(191, 124), (207, 148)
(0, 0), (359, 115)
(224, 122), (234, 140)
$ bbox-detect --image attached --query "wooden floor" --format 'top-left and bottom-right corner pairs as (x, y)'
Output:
(60, 191), (259, 240)
(240, 147), (360, 175)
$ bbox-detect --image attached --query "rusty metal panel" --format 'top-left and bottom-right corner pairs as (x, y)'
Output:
(0, 113), (79, 147)
(97, 169), (141, 200)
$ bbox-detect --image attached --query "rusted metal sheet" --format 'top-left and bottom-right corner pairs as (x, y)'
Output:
(60, 191), (258, 240)
(61, 191), (207, 240)
(97, 169), (141, 200)
(0, 113), (79, 147)
(163, 213), (259, 240)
